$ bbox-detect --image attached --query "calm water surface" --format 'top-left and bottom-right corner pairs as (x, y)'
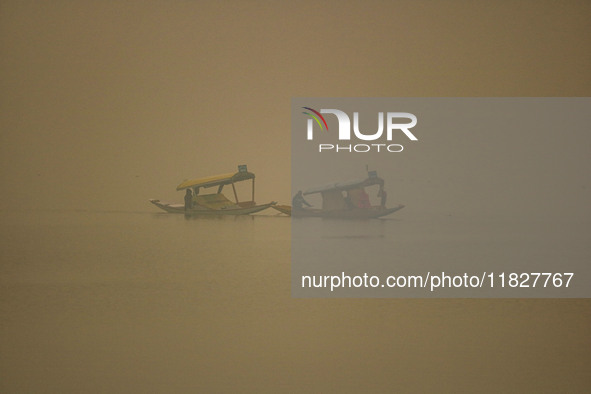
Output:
(0, 210), (589, 392)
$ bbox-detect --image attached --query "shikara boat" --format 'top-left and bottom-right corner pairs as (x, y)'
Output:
(149, 165), (276, 215)
(293, 172), (404, 219)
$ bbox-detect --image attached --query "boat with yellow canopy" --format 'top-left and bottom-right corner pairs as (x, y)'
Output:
(149, 165), (276, 215)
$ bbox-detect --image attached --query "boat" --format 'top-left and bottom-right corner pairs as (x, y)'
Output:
(149, 165), (276, 215)
(292, 171), (404, 219)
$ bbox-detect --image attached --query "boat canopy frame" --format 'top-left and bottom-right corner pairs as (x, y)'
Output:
(176, 168), (256, 205)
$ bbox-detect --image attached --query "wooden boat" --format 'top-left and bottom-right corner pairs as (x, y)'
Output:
(149, 165), (276, 215)
(293, 172), (404, 219)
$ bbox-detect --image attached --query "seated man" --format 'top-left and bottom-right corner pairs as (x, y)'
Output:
(292, 190), (312, 209)
(184, 189), (193, 211)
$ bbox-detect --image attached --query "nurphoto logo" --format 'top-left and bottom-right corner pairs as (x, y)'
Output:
(302, 107), (418, 153)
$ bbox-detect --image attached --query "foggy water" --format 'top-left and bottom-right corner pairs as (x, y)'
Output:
(1, 210), (589, 392)
(2, 0), (590, 392)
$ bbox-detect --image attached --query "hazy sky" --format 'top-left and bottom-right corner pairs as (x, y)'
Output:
(1, 1), (589, 211)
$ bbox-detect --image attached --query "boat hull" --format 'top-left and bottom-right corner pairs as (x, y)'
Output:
(292, 204), (404, 219)
(271, 205), (292, 216)
(149, 199), (276, 215)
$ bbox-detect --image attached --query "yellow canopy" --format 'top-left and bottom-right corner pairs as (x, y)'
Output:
(176, 171), (255, 191)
